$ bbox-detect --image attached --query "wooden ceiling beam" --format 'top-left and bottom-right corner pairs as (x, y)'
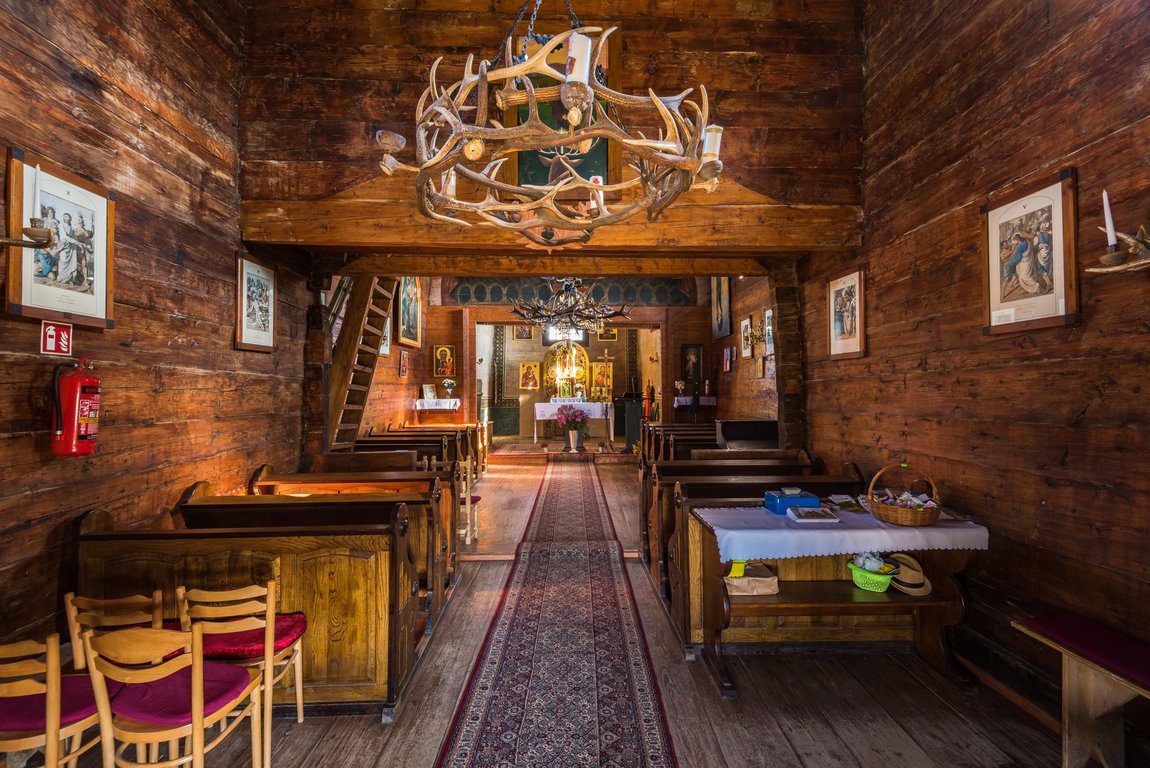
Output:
(318, 253), (772, 277)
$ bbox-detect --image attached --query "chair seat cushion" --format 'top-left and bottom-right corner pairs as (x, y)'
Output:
(460, 495), (482, 505)
(0, 675), (121, 730)
(111, 663), (253, 726)
(201, 613), (307, 660)
(1024, 615), (1150, 690)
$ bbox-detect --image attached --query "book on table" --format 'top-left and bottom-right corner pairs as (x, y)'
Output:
(786, 506), (840, 523)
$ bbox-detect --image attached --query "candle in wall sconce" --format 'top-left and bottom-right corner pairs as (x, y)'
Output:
(33, 164), (42, 221)
(1102, 189), (1117, 249)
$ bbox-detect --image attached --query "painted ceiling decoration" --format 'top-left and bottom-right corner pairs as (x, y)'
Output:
(443, 277), (695, 306)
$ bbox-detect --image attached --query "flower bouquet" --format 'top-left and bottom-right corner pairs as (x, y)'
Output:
(554, 404), (590, 432)
(441, 378), (457, 396)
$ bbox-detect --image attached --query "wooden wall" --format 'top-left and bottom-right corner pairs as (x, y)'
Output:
(240, 0), (863, 209)
(715, 277), (779, 421)
(0, 1), (307, 642)
(804, 0), (1150, 698)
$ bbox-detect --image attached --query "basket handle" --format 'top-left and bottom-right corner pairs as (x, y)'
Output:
(867, 462), (939, 502)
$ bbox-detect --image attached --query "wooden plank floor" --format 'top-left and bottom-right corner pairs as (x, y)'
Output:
(143, 462), (1066, 767)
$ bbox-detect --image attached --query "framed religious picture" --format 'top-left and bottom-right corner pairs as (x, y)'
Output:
(432, 345), (456, 377)
(505, 26), (623, 200)
(722, 346), (732, 372)
(597, 327), (618, 341)
(982, 168), (1078, 334)
(398, 349), (409, 378)
(591, 362), (613, 392)
(513, 325), (534, 340)
(681, 344), (703, 383)
(397, 276), (422, 347)
(710, 277), (731, 339)
(519, 361), (541, 390)
(5, 148), (115, 329)
(739, 317), (753, 358)
(828, 268), (866, 359)
(421, 384), (437, 400)
(763, 309), (775, 355)
(235, 254), (276, 352)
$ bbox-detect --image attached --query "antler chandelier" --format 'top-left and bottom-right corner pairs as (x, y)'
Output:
(510, 277), (629, 330)
(376, 0), (724, 250)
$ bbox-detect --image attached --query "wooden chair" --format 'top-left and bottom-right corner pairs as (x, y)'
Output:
(83, 625), (262, 768)
(177, 582), (306, 768)
(64, 590), (165, 670)
(0, 633), (103, 767)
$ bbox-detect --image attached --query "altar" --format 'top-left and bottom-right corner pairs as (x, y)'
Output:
(533, 401), (614, 444)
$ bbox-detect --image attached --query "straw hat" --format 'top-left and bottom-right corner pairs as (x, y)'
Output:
(888, 553), (932, 596)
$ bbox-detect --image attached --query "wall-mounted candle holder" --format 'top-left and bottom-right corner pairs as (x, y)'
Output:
(1086, 224), (1150, 274)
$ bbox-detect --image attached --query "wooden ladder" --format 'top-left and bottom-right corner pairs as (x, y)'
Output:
(327, 277), (397, 451)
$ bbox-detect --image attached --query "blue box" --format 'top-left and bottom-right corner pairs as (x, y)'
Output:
(764, 490), (821, 514)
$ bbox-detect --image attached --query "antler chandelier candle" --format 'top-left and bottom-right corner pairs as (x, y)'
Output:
(510, 277), (629, 330)
(376, 0), (724, 249)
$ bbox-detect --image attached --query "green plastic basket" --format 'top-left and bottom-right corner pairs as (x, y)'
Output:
(848, 561), (899, 593)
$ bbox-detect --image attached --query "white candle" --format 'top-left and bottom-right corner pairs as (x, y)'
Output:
(1102, 189), (1117, 247)
(33, 164), (42, 219)
(701, 125), (723, 161)
(566, 33), (593, 85)
(442, 169), (457, 199)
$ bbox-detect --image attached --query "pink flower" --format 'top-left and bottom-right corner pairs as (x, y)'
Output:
(555, 404), (590, 430)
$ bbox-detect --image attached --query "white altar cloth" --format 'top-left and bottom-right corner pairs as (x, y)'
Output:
(694, 506), (989, 562)
(415, 398), (461, 411)
(533, 402), (614, 444)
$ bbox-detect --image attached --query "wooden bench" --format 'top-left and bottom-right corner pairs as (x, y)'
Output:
(1014, 615), (1150, 768)
(389, 421), (489, 476)
(247, 464), (462, 591)
(354, 434), (457, 467)
(302, 450), (419, 472)
(640, 423), (713, 464)
(76, 504), (420, 720)
(666, 472), (867, 655)
(180, 480), (451, 634)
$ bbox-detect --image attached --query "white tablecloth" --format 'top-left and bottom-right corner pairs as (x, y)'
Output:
(533, 402), (614, 443)
(694, 506), (989, 562)
(415, 398), (461, 411)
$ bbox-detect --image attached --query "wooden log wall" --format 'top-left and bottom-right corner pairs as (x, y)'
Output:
(240, 0), (863, 217)
(804, 0), (1150, 704)
(0, 1), (307, 642)
(715, 277), (778, 422)
(361, 279), (429, 432)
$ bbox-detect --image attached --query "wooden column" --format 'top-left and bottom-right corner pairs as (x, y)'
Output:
(301, 271), (334, 459)
(766, 258), (805, 451)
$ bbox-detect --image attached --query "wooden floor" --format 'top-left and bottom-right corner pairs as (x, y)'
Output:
(143, 462), (1067, 767)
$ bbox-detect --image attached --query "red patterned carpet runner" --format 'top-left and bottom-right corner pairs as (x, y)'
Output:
(436, 463), (677, 767)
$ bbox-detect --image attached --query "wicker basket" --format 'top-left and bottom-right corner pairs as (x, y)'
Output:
(866, 463), (941, 526)
(847, 561), (897, 593)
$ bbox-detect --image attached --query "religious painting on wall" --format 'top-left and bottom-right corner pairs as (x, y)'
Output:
(739, 317), (753, 358)
(711, 277), (731, 339)
(506, 27), (622, 199)
(763, 309), (775, 356)
(982, 169), (1078, 335)
(6, 149), (115, 329)
(828, 268), (865, 359)
(379, 297), (392, 356)
(722, 346), (731, 372)
(681, 344), (702, 383)
(519, 362), (540, 390)
(597, 327), (618, 341)
(236, 254), (275, 352)
(513, 325), (534, 340)
(397, 276), (421, 347)
(398, 349), (409, 378)
(591, 362), (613, 392)
(433, 345), (456, 377)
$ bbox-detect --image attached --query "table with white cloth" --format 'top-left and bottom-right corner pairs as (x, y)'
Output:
(689, 505), (989, 698)
(414, 398), (461, 411)
(532, 401), (614, 445)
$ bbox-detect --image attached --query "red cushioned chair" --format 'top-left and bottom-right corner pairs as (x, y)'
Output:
(177, 581), (305, 768)
(0, 633), (105, 767)
(64, 590), (165, 671)
(83, 624), (261, 768)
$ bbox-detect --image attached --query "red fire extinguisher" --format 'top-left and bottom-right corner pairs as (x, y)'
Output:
(52, 355), (101, 456)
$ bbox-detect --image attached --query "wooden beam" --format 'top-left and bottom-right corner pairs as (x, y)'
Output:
(241, 173), (859, 258)
(320, 253), (772, 277)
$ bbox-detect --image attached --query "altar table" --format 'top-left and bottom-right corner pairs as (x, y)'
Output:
(533, 401), (614, 444)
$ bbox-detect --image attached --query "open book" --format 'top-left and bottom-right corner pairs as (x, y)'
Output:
(786, 506), (840, 523)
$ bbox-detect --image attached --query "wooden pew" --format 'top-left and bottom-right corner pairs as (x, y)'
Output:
(644, 458), (815, 597)
(640, 422), (713, 465)
(389, 421), (489, 477)
(354, 434), (456, 467)
(76, 504), (420, 720)
(180, 480), (451, 634)
(381, 425), (480, 532)
(247, 463), (461, 593)
(302, 450), (419, 472)
(690, 448), (815, 461)
(666, 472), (867, 655)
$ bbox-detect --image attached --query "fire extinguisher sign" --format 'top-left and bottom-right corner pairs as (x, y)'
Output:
(41, 321), (73, 357)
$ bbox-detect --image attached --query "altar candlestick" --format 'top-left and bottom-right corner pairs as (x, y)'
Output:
(1103, 189), (1117, 247)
